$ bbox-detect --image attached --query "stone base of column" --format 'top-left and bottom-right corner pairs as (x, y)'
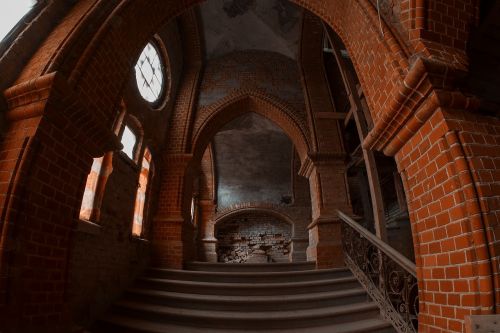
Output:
(290, 238), (308, 262)
(199, 238), (218, 262)
(306, 217), (344, 269)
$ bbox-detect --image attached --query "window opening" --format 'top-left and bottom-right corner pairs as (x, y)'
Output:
(0, 0), (37, 42)
(79, 156), (104, 221)
(121, 125), (137, 160)
(135, 42), (164, 103)
(132, 148), (153, 237)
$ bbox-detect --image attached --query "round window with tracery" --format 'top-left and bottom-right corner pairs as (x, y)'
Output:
(135, 42), (165, 104)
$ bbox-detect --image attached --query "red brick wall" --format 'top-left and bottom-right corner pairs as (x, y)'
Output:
(396, 108), (500, 332)
(0, 0), (492, 332)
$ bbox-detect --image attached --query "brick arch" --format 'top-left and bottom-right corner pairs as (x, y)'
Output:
(214, 206), (296, 239)
(190, 90), (311, 166)
(11, 0), (411, 132)
(215, 203), (295, 229)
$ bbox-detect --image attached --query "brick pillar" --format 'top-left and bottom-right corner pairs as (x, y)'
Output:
(394, 107), (500, 332)
(0, 73), (119, 333)
(153, 154), (195, 268)
(300, 154), (352, 269)
(197, 199), (217, 262)
(290, 238), (308, 262)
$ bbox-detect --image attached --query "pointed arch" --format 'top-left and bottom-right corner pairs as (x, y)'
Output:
(191, 90), (311, 166)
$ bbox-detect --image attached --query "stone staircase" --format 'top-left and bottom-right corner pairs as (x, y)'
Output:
(90, 262), (395, 332)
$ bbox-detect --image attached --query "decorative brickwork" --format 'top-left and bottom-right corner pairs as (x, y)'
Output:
(0, 0), (496, 332)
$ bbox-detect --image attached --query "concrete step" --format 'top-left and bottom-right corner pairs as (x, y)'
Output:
(89, 263), (397, 332)
(145, 266), (352, 283)
(94, 315), (395, 333)
(184, 261), (316, 272)
(136, 275), (361, 296)
(110, 300), (381, 329)
(124, 287), (369, 311)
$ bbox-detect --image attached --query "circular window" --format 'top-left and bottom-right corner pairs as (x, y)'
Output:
(135, 42), (164, 104)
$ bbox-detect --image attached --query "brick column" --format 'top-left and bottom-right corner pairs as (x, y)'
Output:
(300, 154), (352, 269)
(394, 107), (500, 332)
(197, 199), (217, 262)
(152, 154), (195, 268)
(0, 73), (119, 333)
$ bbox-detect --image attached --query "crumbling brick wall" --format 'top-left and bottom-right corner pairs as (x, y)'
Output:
(216, 212), (292, 263)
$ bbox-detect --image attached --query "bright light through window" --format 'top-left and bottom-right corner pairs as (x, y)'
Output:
(121, 126), (137, 160)
(135, 42), (164, 103)
(0, 0), (36, 42)
(191, 198), (195, 221)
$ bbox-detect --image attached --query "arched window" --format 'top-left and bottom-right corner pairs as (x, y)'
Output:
(132, 148), (153, 237)
(0, 1), (38, 42)
(121, 125), (137, 160)
(79, 153), (113, 222)
(80, 156), (104, 221)
(135, 41), (165, 104)
(79, 105), (125, 223)
(119, 115), (143, 163)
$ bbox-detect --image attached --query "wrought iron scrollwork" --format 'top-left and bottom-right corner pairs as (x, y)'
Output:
(340, 213), (418, 333)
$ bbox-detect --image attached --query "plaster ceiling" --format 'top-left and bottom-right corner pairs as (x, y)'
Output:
(199, 0), (303, 59)
(213, 113), (293, 208)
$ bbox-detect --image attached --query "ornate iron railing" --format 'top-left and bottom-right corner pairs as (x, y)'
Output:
(338, 210), (418, 333)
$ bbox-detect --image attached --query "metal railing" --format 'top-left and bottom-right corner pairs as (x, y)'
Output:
(338, 210), (418, 333)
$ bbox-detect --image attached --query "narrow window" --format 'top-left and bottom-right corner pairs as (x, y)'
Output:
(79, 156), (104, 221)
(121, 125), (137, 160)
(132, 148), (153, 237)
(0, 0), (37, 42)
(190, 197), (196, 223)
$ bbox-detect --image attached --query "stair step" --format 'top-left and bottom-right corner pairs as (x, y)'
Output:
(125, 287), (368, 311)
(90, 263), (397, 332)
(136, 275), (360, 295)
(95, 315), (395, 333)
(184, 261), (316, 272)
(110, 300), (381, 329)
(145, 267), (351, 283)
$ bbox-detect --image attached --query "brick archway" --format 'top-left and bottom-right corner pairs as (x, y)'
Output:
(1, 1), (496, 332)
(190, 90), (311, 165)
(215, 204), (296, 234)
(10, 0), (411, 132)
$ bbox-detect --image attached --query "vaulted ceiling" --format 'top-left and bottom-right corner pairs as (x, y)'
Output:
(199, 0), (303, 59)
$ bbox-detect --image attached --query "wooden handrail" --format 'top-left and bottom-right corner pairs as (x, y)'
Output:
(337, 210), (417, 277)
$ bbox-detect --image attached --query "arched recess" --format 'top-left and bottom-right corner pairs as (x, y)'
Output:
(215, 205), (296, 237)
(188, 91), (312, 263)
(190, 91), (311, 167)
(214, 206), (295, 263)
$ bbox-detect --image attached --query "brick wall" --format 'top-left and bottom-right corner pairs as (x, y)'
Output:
(396, 108), (500, 332)
(216, 212), (292, 263)
(0, 0), (494, 332)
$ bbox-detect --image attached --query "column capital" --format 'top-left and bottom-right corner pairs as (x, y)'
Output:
(298, 152), (345, 177)
(363, 57), (481, 156)
(3, 71), (121, 157)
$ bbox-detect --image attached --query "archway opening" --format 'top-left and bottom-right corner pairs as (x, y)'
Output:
(192, 111), (311, 263)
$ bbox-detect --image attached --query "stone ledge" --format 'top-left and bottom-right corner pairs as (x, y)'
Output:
(76, 219), (102, 235)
